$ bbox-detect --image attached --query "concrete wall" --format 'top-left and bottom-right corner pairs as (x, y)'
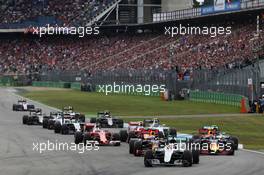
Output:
(161, 0), (193, 12)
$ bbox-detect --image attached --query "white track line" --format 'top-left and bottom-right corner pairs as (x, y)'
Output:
(242, 149), (264, 155)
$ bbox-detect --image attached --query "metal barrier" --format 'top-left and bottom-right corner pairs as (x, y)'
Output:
(32, 81), (71, 88)
(0, 74), (32, 86)
(31, 81), (81, 90)
(0, 76), (15, 86)
(1, 64), (260, 107)
(189, 90), (246, 107)
(191, 67), (259, 101)
(71, 82), (82, 90)
(33, 66), (259, 99)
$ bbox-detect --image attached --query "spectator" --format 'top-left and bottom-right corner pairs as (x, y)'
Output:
(0, 20), (262, 77)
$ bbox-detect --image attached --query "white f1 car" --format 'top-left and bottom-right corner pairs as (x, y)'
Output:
(53, 107), (85, 134)
(22, 108), (47, 125)
(13, 100), (35, 111)
(144, 136), (199, 167)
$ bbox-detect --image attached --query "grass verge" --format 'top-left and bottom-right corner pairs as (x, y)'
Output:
(23, 90), (240, 116)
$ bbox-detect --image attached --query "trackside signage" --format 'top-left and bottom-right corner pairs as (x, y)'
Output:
(201, 1), (241, 15)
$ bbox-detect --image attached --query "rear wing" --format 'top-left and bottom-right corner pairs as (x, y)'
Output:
(97, 112), (105, 117)
(50, 111), (62, 116)
(97, 111), (112, 118)
(143, 118), (160, 127)
(18, 100), (27, 103)
(128, 121), (143, 126)
(141, 128), (159, 135)
(83, 123), (96, 132)
(198, 128), (217, 135)
(63, 106), (74, 112)
(29, 108), (41, 113)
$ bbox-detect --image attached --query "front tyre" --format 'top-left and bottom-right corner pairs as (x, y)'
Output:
(61, 124), (69, 135)
(182, 150), (193, 167)
(230, 136), (239, 150)
(22, 115), (28, 124)
(74, 131), (84, 144)
(42, 119), (48, 128)
(144, 150), (154, 167)
(54, 123), (61, 133)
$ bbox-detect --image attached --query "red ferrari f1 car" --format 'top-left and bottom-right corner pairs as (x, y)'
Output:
(74, 123), (121, 146)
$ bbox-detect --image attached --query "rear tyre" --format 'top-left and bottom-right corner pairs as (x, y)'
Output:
(112, 134), (121, 146)
(112, 133), (120, 141)
(83, 133), (92, 145)
(129, 140), (136, 154)
(192, 150), (200, 164)
(144, 150), (154, 167)
(74, 131), (84, 144)
(134, 141), (142, 156)
(48, 120), (54, 130)
(127, 131), (136, 143)
(227, 141), (235, 155)
(119, 130), (128, 142)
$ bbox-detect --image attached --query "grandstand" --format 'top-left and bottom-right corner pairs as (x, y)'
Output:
(0, 0), (264, 105)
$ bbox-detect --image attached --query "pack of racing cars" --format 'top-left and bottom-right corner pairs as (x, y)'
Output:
(15, 100), (240, 168)
(192, 125), (239, 155)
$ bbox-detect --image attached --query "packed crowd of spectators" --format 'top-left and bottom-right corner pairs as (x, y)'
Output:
(0, 0), (116, 26)
(0, 21), (263, 78)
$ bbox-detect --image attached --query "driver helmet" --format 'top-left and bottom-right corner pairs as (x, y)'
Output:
(104, 111), (110, 115)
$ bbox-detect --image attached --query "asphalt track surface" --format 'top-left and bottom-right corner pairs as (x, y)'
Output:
(0, 87), (264, 175)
